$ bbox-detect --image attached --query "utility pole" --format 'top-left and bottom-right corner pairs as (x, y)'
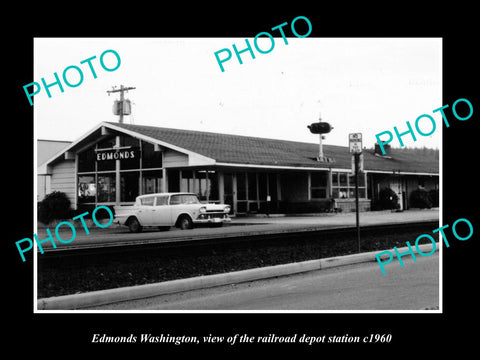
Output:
(107, 85), (136, 123)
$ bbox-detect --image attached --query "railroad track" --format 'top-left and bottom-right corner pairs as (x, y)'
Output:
(39, 221), (438, 258)
(37, 220), (439, 298)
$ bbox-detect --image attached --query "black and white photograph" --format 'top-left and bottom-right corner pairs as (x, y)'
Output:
(33, 36), (442, 312)
(7, 6), (479, 355)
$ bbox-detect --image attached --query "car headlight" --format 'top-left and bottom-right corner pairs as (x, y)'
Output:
(224, 206), (231, 213)
(199, 206), (207, 213)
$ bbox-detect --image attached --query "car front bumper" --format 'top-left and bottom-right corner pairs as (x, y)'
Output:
(193, 215), (231, 224)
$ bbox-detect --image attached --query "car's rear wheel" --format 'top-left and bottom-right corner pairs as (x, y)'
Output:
(178, 215), (193, 230)
(127, 217), (142, 233)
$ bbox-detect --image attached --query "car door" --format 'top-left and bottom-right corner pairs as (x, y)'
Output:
(168, 194), (182, 222)
(136, 196), (155, 225)
(169, 194), (199, 222)
(152, 195), (172, 225)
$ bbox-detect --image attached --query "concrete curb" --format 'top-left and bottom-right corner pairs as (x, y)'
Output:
(37, 243), (438, 310)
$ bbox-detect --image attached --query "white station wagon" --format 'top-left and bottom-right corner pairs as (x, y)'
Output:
(113, 192), (231, 232)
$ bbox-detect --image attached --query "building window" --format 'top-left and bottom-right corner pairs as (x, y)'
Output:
(78, 150), (95, 172)
(97, 173), (116, 202)
(195, 170), (217, 201)
(120, 136), (140, 170)
(269, 173), (278, 202)
(258, 173), (268, 201)
(78, 175), (96, 203)
(348, 174), (366, 198)
(331, 172), (366, 199)
(332, 173), (347, 199)
(223, 173), (233, 209)
(247, 172), (257, 200)
(96, 137), (116, 172)
(237, 172), (246, 200)
(142, 141), (162, 169)
(168, 170), (180, 192)
(77, 135), (171, 206)
(178, 170), (217, 201)
(142, 170), (163, 194)
(195, 170), (208, 200)
(121, 171), (139, 202)
(208, 171), (219, 202)
(236, 172), (247, 212)
(311, 172), (327, 199)
(97, 155), (116, 171)
(237, 201), (247, 213)
(181, 170), (194, 192)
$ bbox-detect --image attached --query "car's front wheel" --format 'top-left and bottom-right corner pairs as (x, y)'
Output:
(177, 215), (193, 230)
(127, 217), (142, 233)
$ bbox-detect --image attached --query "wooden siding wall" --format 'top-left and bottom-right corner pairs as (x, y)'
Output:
(163, 149), (188, 167)
(50, 160), (76, 206)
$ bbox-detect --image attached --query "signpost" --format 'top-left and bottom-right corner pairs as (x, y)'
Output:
(349, 133), (362, 253)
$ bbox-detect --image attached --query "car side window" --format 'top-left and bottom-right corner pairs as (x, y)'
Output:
(140, 197), (154, 206)
(169, 194), (199, 205)
(155, 195), (168, 206)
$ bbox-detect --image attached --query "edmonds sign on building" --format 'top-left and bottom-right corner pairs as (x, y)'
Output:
(38, 122), (439, 215)
(96, 149), (137, 161)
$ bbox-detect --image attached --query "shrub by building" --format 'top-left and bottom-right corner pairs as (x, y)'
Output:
(428, 189), (439, 207)
(38, 191), (72, 225)
(375, 187), (400, 210)
(409, 189), (432, 209)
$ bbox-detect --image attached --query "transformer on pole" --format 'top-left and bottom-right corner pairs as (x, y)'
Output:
(107, 85), (136, 124)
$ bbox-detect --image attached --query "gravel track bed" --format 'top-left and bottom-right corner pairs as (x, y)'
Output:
(38, 223), (437, 298)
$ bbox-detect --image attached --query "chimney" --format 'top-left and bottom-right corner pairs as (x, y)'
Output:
(374, 143), (391, 156)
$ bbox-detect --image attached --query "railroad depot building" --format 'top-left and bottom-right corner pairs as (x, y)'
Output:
(38, 121), (439, 215)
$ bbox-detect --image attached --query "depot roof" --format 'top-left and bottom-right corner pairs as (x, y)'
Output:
(43, 121), (439, 175)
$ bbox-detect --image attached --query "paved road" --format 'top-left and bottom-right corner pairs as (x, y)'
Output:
(90, 252), (439, 311)
(36, 209), (439, 250)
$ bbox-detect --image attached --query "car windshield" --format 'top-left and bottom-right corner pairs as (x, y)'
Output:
(170, 194), (201, 205)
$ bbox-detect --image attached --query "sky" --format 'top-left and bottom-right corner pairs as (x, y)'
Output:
(34, 37), (442, 150)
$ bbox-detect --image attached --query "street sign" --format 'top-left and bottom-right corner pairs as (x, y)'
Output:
(349, 133), (363, 153)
